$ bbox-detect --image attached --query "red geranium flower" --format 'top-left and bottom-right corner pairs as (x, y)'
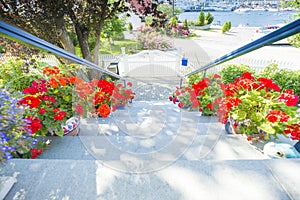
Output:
(178, 102), (184, 108)
(241, 72), (254, 80)
(266, 115), (278, 123)
(213, 74), (221, 79)
(39, 108), (46, 115)
(97, 104), (111, 118)
(206, 103), (214, 110)
(19, 96), (41, 109)
(278, 92), (299, 106)
(26, 116), (42, 134)
(75, 104), (84, 116)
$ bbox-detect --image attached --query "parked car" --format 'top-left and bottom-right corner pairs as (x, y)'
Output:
(251, 25), (289, 45)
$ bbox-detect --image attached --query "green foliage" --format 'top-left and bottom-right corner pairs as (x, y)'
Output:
(287, 13), (300, 48)
(101, 16), (127, 42)
(169, 16), (178, 27)
(128, 22), (133, 31)
(258, 64), (300, 96)
(0, 57), (44, 92)
(187, 72), (204, 87)
(195, 12), (215, 26)
(145, 16), (154, 26)
(112, 32), (125, 41)
(205, 12), (214, 25)
(222, 21), (231, 33)
(220, 64), (254, 84)
(99, 39), (137, 54)
(157, 4), (184, 20)
(183, 19), (188, 29)
(197, 11), (205, 26)
(228, 21), (232, 30)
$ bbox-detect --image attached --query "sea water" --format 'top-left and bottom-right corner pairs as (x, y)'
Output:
(179, 11), (297, 27)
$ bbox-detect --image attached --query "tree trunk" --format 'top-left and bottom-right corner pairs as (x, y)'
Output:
(55, 16), (75, 54)
(93, 29), (101, 66)
(74, 25), (97, 80)
(75, 25), (92, 62)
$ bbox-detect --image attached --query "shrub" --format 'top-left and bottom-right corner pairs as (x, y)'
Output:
(228, 21), (232, 30)
(0, 57), (45, 93)
(258, 64), (300, 96)
(137, 25), (173, 50)
(222, 21), (231, 33)
(183, 19), (188, 29)
(220, 64), (254, 84)
(128, 22), (133, 31)
(205, 12), (214, 25)
(197, 11), (205, 26)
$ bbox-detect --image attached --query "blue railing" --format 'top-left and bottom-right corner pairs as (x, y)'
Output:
(0, 21), (122, 80)
(183, 18), (300, 79)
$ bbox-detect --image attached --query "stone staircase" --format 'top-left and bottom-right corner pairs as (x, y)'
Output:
(1, 79), (300, 200)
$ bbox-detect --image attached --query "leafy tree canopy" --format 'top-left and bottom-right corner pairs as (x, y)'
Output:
(0, 0), (170, 65)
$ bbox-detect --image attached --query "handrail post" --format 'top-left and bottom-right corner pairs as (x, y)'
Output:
(179, 77), (183, 88)
(202, 70), (207, 78)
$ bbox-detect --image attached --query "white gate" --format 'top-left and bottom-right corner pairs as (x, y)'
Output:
(117, 50), (183, 77)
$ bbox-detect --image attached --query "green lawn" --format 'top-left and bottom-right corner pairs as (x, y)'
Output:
(75, 39), (137, 57)
(99, 39), (137, 55)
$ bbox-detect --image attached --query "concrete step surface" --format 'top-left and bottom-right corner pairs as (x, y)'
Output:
(1, 101), (299, 199)
(1, 159), (300, 200)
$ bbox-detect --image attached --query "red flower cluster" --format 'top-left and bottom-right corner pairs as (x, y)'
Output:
(284, 122), (300, 140)
(193, 78), (210, 95)
(278, 90), (299, 106)
(43, 66), (60, 75)
(53, 109), (67, 121)
(19, 96), (41, 109)
(111, 83), (135, 109)
(26, 116), (42, 134)
(218, 97), (242, 124)
(257, 77), (280, 92)
(266, 110), (290, 123)
(30, 148), (43, 159)
(98, 79), (114, 96)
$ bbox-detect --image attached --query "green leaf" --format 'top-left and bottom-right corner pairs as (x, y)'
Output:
(260, 123), (276, 134)
(237, 110), (247, 121)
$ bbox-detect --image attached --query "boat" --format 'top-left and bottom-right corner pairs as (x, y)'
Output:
(234, 8), (251, 12)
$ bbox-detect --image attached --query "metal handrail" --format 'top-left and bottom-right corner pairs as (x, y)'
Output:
(0, 21), (122, 80)
(183, 18), (300, 79)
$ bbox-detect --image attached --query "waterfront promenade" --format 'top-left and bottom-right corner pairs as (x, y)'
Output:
(185, 26), (300, 70)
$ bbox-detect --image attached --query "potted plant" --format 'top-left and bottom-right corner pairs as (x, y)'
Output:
(170, 74), (224, 115)
(217, 72), (300, 142)
(170, 86), (200, 111)
(18, 66), (89, 136)
(192, 74), (224, 115)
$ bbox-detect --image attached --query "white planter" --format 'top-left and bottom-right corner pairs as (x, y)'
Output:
(193, 24), (212, 30)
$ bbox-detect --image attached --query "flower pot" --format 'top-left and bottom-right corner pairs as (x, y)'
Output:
(62, 117), (80, 136)
(48, 117), (80, 136)
(224, 119), (241, 134)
